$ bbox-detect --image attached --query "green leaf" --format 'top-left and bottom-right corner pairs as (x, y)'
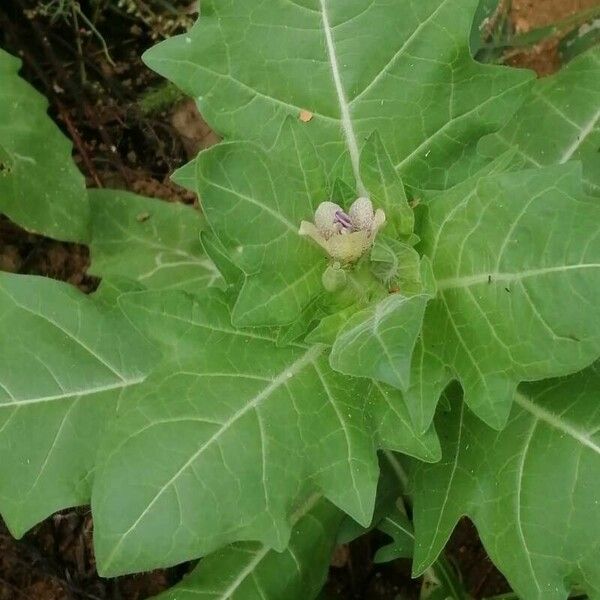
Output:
(374, 508), (414, 563)
(360, 132), (414, 236)
(478, 47), (600, 196)
(88, 189), (222, 293)
(411, 365), (600, 600)
(93, 277), (146, 307)
(330, 293), (430, 391)
(171, 160), (197, 192)
(0, 49), (89, 242)
(144, 0), (533, 192)
(408, 163), (600, 430)
(0, 273), (158, 537)
(92, 289), (439, 575)
(151, 498), (342, 600)
(375, 504), (470, 599)
(276, 295), (325, 347)
(370, 235), (424, 294)
(196, 121), (327, 326)
(194, 120), (421, 331)
(200, 230), (243, 289)
(336, 450), (408, 545)
(306, 304), (358, 346)
(331, 178), (356, 205)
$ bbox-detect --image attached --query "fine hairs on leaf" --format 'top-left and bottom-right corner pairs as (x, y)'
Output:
(0, 2), (600, 599)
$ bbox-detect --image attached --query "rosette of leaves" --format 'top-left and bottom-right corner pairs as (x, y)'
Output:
(0, 2), (600, 599)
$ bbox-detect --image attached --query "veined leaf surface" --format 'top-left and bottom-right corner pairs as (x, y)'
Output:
(88, 189), (222, 293)
(92, 289), (440, 575)
(0, 273), (158, 536)
(406, 163), (600, 431)
(412, 366), (600, 600)
(479, 46), (600, 196)
(150, 498), (341, 600)
(330, 293), (430, 391)
(196, 121), (326, 327)
(144, 0), (533, 192)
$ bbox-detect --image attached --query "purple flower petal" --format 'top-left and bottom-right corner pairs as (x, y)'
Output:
(334, 210), (353, 230)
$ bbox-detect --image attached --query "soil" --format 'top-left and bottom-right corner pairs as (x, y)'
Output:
(324, 519), (510, 599)
(507, 0), (600, 75)
(0, 509), (186, 600)
(0, 0), (595, 598)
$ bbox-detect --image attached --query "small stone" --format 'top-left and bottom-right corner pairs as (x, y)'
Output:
(299, 109), (314, 123)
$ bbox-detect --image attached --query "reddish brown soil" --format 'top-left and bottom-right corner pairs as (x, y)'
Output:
(0, 0), (595, 598)
(511, 0), (598, 31)
(508, 0), (600, 75)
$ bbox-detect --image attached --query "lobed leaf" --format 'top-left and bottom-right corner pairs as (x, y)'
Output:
(406, 163), (600, 431)
(479, 46), (600, 196)
(0, 273), (158, 536)
(411, 365), (600, 600)
(150, 498), (341, 600)
(374, 503), (469, 599)
(196, 121), (327, 326)
(374, 508), (414, 563)
(370, 235), (423, 293)
(360, 132), (414, 236)
(144, 0), (533, 193)
(3, 1), (599, 593)
(91, 289), (439, 575)
(0, 49), (89, 242)
(330, 293), (430, 391)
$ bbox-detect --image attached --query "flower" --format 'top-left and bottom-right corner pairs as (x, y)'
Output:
(299, 197), (386, 263)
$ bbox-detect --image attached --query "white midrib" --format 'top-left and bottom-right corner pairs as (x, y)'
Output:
(1, 290), (127, 382)
(514, 418), (541, 592)
(319, 0), (366, 196)
(173, 493), (323, 598)
(436, 263), (600, 291)
(515, 392), (600, 455)
(416, 401), (466, 574)
(560, 107), (600, 164)
(221, 547), (271, 599)
(372, 305), (405, 386)
(102, 344), (324, 570)
(137, 255), (217, 282)
(172, 546), (270, 599)
(0, 377), (145, 408)
(383, 516), (414, 540)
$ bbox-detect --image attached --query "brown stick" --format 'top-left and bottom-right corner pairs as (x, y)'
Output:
(0, 5), (104, 188)
(56, 102), (104, 188)
(14, 43), (104, 188)
(26, 9), (130, 185)
(471, 560), (497, 598)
